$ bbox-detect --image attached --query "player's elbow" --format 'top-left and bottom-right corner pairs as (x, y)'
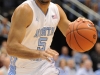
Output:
(6, 43), (13, 55)
(6, 43), (17, 56)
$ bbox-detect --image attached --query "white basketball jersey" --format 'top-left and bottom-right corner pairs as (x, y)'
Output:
(8, 0), (60, 75)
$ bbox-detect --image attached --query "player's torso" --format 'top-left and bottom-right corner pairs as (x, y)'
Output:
(9, 0), (60, 72)
(21, 0), (60, 50)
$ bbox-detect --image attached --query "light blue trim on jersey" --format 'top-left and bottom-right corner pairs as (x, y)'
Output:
(8, 57), (17, 75)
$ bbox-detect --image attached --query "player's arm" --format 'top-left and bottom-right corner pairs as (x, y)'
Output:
(7, 4), (58, 60)
(57, 5), (93, 37)
(57, 4), (71, 37)
(7, 4), (40, 59)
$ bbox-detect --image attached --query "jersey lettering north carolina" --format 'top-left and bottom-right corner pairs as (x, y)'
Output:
(8, 0), (60, 75)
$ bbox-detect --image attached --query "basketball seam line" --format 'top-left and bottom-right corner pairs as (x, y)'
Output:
(68, 27), (71, 47)
(77, 29), (94, 45)
(66, 28), (96, 36)
(73, 22), (84, 51)
(77, 22), (94, 45)
(68, 21), (80, 50)
(77, 30), (94, 44)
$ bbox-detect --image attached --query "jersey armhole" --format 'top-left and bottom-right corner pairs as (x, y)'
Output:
(55, 4), (61, 24)
(23, 1), (35, 30)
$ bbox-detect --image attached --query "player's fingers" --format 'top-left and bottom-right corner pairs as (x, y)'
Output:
(43, 56), (51, 62)
(46, 50), (55, 56)
(46, 49), (59, 56)
(69, 22), (75, 26)
(79, 17), (92, 23)
(76, 17), (83, 22)
(42, 52), (53, 62)
(77, 17), (94, 25)
(41, 56), (51, 62)
(77, 17), (87, 22)
(82, 19), (94, 25)
(50, 49), (59, 55)
(43, 52), (53, 58)
(80, 17), (86, 22)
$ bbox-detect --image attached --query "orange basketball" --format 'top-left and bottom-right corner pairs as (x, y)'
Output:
(66, 20), (97, 52)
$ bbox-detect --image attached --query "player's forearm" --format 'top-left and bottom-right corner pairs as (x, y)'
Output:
(7, 43), (40, 59)
(58, 20), (71, 37)
(63, 20), (71, 37)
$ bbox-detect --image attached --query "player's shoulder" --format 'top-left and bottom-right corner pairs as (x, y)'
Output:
(50, 2), (62, 12)
(49, 2), (60, 13)
(54, 3), (65, 16)
(55, 4), (61, 10)
(50, 2), (59, 7)
(14, 3), (32, 15)
(12, 3), (33, 26)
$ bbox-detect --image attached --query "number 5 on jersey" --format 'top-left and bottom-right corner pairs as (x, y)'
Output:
(37, 37), (48, 50)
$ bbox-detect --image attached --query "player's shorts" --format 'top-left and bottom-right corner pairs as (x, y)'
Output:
(8, 60), (59, 75)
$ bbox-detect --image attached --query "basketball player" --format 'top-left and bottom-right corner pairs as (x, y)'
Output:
(7, 0), (92, 75)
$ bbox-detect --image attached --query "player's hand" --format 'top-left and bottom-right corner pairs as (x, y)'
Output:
(39, 49), (59, 62)
(69, 17), (94, 26)
(76, 17), (94, 25)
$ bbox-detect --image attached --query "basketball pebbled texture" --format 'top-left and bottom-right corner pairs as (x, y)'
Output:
(66, 20), (97, 52)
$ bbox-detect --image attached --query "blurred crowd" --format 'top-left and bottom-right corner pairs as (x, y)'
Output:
(56, 45), (100, 75)
(0, 0), (100, 75)
(0, 17), (9, 75)
(1, 43), (100, 75)
(0, 40), (10, 75)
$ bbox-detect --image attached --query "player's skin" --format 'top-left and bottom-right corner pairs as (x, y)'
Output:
(7, 0), (93, 61)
